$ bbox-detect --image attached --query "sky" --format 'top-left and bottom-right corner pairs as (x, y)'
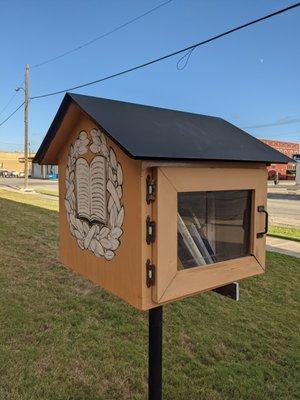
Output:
(0, 0), (299, 153)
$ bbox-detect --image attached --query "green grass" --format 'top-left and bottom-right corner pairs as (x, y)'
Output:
(268, 225), (300, 242)
(34, 188), (59, 197)
(0, 189), (299, 400)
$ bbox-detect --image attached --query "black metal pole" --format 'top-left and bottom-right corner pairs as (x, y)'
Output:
(148, 306), (163, 400)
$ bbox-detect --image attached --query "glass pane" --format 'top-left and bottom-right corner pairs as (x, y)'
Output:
(177, 190), (252, 270)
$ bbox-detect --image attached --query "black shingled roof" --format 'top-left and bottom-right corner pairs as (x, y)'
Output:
(35, 93), (292, 164)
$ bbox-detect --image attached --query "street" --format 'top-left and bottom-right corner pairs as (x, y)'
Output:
(0, 177), (299, 229)
(0, 177), (58, 190)
(268, 198), (300, 228)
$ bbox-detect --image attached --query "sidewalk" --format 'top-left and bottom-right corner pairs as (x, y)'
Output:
(268, 181), (300, 196)
(266, 236), (300, 259)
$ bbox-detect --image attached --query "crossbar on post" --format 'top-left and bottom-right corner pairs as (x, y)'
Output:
(148, 306), (163, 400)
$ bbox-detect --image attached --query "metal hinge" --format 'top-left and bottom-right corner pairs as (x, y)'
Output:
(146, 175), (156, 204)
(146, 259), (155, 287)
(146, 216), (156, 244)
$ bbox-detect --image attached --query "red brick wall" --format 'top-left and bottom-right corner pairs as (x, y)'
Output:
(260, 139), (299, 179)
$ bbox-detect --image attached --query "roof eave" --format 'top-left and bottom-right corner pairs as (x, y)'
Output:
(33, 93), (73, 164)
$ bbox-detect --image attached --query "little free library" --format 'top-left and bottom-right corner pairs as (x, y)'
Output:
(35, 93), (291, 311)
(35, 93), (291, 399)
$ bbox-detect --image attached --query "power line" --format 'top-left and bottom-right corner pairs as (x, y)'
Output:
(31, 0), (173, 69)
(176, 47), (196, 70)
(0, 78), (24, 117)
(0, 141), (23, 146)
(242, 117), (300, 129)
(0, 93), (17, 116)
(0, 78), (25, 124)
(30, 2), (300, 100)
(0, 140), (38, 146)
(0, 102), (25, 128)
(1, 3), (299, 127)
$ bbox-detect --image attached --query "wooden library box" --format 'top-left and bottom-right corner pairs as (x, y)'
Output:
(35, 93), (291, 310)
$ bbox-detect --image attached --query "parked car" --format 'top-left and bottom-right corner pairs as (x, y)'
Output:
(19, 171), (25, 178)
(10, 171), (19, 178)
(0, 169), (9, 177)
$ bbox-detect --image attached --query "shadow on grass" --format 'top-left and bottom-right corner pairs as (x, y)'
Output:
(0, 194), (299, 400)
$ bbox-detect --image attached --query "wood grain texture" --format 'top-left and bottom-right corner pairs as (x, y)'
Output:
(159, 256), (263, 303)
(140, 166), (155, 310)
(152, 168), (178, 302)
(58, 114), (144, 309)
(148, 165), (267, 306)
(55, 113), (267, 311)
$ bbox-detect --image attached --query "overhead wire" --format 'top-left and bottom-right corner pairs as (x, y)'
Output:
(0, 141), (24, 146)
(30, 2), (300, 100)
(176, 47), (196, 70)
(242, 117), (300, 129)
(0, 93), (18, 116)
(1, 1), (173, 126)
(0, 1), (173, 128)
(0, 102), (25, 128)
(0, 79), (25, 117)
(31, 0), (173, 68)
(1, 2), (299, 128)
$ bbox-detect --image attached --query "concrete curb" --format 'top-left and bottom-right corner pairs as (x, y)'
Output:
(266, 236), (300, 259)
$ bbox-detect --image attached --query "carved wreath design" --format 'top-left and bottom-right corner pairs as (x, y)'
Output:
(65, 128), (124, 260)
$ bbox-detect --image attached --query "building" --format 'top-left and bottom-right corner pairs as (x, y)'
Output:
(294, 154), (300, 184)
(31, 162), (58, 179)
(0, 150), (57, 179)
(18, 155), (35, 175)
(0, 151), (28, 172)
(260, 139), (300, 180)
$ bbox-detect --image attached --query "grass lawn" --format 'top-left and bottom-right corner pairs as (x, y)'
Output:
(34, 188), (59, 197)
(0, 189), (299, 400)
(268, 225), (300, 242)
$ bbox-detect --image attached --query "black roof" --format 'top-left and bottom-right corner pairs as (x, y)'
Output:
(35, 92), (292, 164)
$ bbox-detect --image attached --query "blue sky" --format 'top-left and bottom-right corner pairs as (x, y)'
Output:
(0, 0), (299, 152)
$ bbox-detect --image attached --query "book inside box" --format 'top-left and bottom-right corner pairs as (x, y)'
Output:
(177, 190), (252, 270)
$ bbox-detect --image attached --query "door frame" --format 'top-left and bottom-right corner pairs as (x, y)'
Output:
(152, 165), (267, 304)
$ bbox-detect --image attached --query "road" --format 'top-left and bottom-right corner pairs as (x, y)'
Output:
(0, 178), (299, 228)
(0, 177), (58, 190)
(267, 197), (300, 229)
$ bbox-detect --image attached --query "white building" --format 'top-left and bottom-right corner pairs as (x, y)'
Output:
(31, 163), (58, 179)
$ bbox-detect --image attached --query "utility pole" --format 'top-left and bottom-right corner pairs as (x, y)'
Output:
(24, 63), (29, 190)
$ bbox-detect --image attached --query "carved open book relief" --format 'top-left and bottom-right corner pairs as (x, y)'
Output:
(75, 156), (107, 224)
(65, 129), (124, 261)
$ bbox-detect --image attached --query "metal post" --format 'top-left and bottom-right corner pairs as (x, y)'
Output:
(24, 63), (29, 190)
(148, 306), (163, 400)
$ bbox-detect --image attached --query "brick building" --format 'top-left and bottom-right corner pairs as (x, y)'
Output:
(260, 139), (299, 179)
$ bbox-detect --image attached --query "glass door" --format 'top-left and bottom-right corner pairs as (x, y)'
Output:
(152, 165), (267, 304)
(178, 190), (252, 270)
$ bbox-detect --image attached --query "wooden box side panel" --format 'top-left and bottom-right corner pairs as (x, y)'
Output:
(58, 114), (143, 309)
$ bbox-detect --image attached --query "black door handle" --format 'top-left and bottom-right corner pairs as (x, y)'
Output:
(257, 205), (269, 238)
